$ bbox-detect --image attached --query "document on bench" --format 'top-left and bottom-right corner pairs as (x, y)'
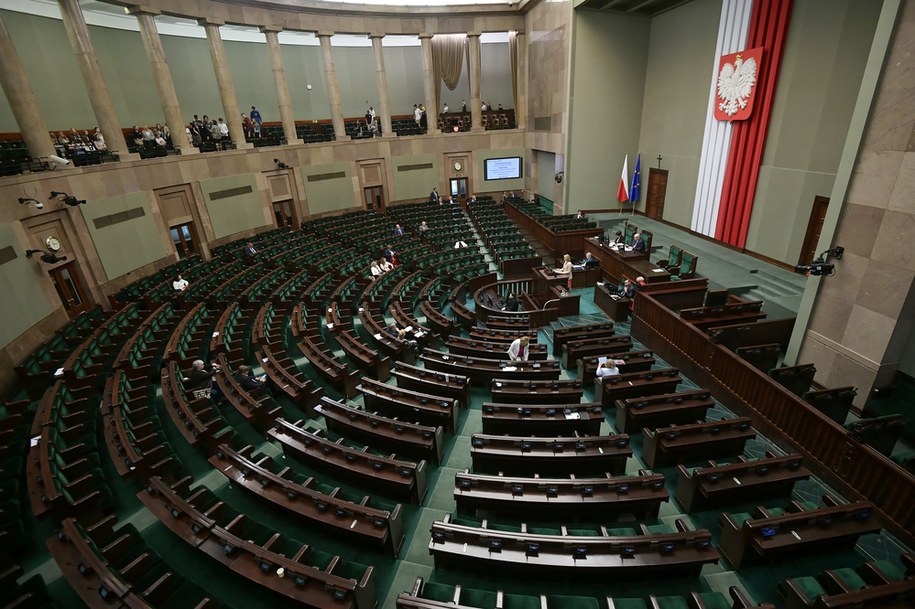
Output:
(503, 366), (518, 372)
(652, 268), (666, 273)
(565, 412), (581, 420)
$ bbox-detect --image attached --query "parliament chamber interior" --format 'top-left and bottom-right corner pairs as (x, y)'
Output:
(0, 0), (913, 608)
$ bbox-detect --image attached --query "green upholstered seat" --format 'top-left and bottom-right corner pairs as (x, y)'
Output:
(654, 596), (689, 609)
(461, 587), (499, 608)
(612, 599), (649, 609)
(831, 567), (867, 591)
(546, 595), (601, 609)
(503, 593), (544, 609)
(695, 592), (730, 609)
(527, 526), (562, 536)
(422, 582), (455, 603)
(607, 527), (638, 536)
(787, 576), (826, 601)
(730, 512), (753, 527)
(873, 559), (905, 581)
(567, 527), (601, 536)
(644, 523), (674, 534)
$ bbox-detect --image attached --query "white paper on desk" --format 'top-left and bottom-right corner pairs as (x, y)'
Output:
(503, 366), (517, 372)
(262, 357), (269, 363)
(326, 323), (334, 329)
(625, 247), (633, 252)
(30, 435), (40, 448)
(652, 268), (666, 273)
(565, 412), (581, 420)
(532, 363), (541, 369)
(212, 331), (219, 337)
(415, 331), (426, 337)
(374, 333), (383, 340)
(441, 355), (449, 361)
(54, 367), (64, 377)
(404, 326), (414, 333)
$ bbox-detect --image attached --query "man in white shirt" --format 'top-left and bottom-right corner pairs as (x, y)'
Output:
(172, 274), (189, 292)
(442, 102), (449, 114)
(454, 238), (468, 249)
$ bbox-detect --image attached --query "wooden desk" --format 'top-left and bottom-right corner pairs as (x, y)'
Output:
(560, 336), (634, 369)
(481, 402), (603, 436)
(593, 283), (631, 321)
(392, 362), (470, 406)
(269, 418), (428, 503)
(578, 351), (655, 384)
(420, 349), (562, 384)
(583, 239), (670, 284)
(643, 417), (756, 468)
(470, 433), (631, 476)
(358, 377), (458, 435)
(454, 469), (668, 520)
(675, 452), (810, 512)
(615, 389), (714, 434)
(490, 379), (583, 404)
(594, 368), (682, 406)
(551, 322), (615, 356)
(429, 513), (717, 579)
(718, 499), (881, 569)
(446, 336), (548, 361)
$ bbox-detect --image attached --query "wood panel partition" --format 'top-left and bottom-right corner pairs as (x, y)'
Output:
(502, 202), (602, 256)
(630, 292), (915, 548)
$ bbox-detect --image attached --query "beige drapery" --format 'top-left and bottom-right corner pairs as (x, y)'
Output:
(508, 31), (519, 112)
(432, 34), (466, 110)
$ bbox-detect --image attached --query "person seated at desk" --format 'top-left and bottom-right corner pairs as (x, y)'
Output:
(454, 235), (468, 248)
(172, 274), (189, 292)
(383, 244), (397, 265)
(554, 254), (573, 289)
(234, 364), (268, 392)
(393, 224), (404, 236)
(242, 242), (257, 260)
(419, 220), (429, 234)
(629, 232), (647, 252)
(572, 252), (599, 271)
(380, 257), (394, 272)
(596, 357), (626, 378)
(502, 293), (520, 312)
(507, 336), (530, 362)
(184, 359), (222, 402)
(619, 279), (636, 299)
(575, 210), (586, 220)
(385, 325), (419, 346)
(370, 260), (383, 277)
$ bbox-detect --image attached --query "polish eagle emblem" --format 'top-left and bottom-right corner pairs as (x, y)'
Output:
(714, 47), (763, 121)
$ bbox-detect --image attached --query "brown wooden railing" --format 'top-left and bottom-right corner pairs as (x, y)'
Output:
(631, 291), (915, 547)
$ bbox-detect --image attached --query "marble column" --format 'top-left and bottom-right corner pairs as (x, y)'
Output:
(515, 31), (527, 130)
(419, 33), (438, 133)
(131, 8), (194, 154)
(369, 33), (393, 138)
(317, 32), (346, 140)
(0, 16), (55, 159)
(467, 32), (482, 131)
(200, 19), (250, 149)
(261, 27), (297, 145)
(57, 0), (131, 157)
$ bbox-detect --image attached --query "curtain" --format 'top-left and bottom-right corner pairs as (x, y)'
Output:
(509, 31), (519, 112)
(432, 34), (466, 110)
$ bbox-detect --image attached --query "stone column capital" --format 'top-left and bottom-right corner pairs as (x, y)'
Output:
(467, 31), (482, 38)
(316, 31), (335, 39)
(259, 25), (283, 34)
(513, 30), (526, 38)
(197, 18), (225, 28)
(368, 32), (385, 40)
(126, 5), (161, 16)
(418, 32), (434, 40)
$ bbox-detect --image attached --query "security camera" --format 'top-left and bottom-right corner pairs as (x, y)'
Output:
(48, 155), (71, 168)
(49, 191), (86, 206)
(795, 262), (835, 277)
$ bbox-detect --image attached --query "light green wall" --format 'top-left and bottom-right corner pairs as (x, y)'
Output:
(199, 174), (270, 239)
(481, 43), (513, 110)
(0, 10), (93, 132)
(160, 35), (221, 127)
(95, 24), (164, 129)
(745, 0), (881, 264)
(80, 191), (171, 281)
(282, 45), (330, 120)
(334, 46), (384, 118)
(383, 46), (427, 116)
(393, 154), (439, 200)
(222, 40), (280, 126)
(479, 148), (525, 193)
(637, 0), (721, 227)
(0, 224), (55, 348)
(566, 10), (650, 210)
(300, 162), (355, 214)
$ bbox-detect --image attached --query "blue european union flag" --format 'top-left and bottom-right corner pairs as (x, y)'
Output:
(630, 154), (641, 204)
